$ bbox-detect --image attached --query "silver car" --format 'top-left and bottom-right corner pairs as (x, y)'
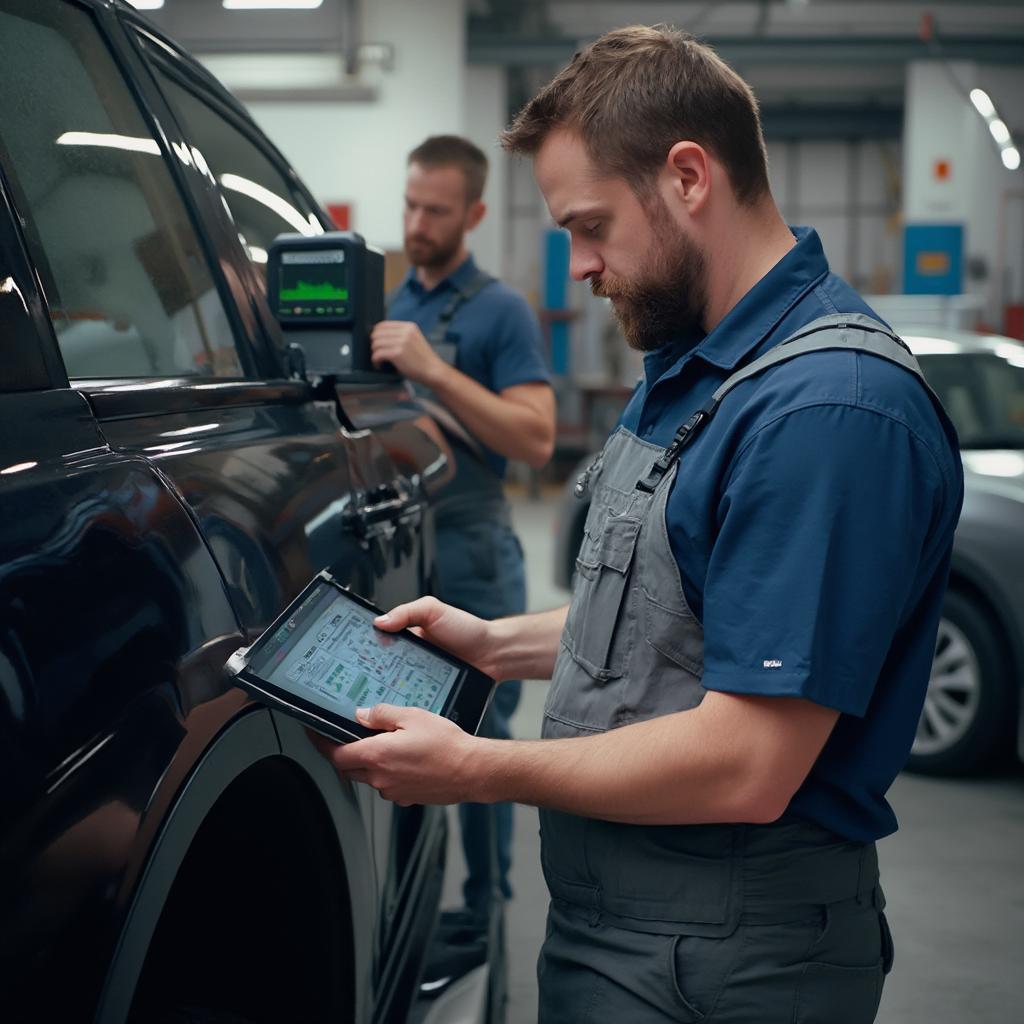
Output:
(554, 327), (1024, 775)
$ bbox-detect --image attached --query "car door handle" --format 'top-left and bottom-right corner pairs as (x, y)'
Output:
(346, 489), (421, 538)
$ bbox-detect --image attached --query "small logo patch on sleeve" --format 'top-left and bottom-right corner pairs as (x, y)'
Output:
(762, 659), (783, 669)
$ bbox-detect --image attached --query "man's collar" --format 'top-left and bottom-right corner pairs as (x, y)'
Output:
(405, 253), (477, 295)
(690, 226), (829, 370)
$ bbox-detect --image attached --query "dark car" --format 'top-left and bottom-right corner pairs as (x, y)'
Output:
(0, 1), (493, 1021)
(554, 327), (1024, 777)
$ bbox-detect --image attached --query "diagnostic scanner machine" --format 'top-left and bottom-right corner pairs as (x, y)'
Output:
(267, 231), (385, 377)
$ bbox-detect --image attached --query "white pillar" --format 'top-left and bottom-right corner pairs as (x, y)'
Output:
(903, 60), (1024, 326)
(245, 0), (467, 250)
(464, 65), (509, 278)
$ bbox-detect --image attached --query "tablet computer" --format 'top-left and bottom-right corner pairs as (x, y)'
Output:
(225, 571), (496, 743)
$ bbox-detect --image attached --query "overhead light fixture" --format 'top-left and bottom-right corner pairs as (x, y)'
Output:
(222, 1), (325, 9)
(970, 88), (995, 119)
(126, 1), (165, 9)
(989, 119), (1011, 145)
(966, 87), (1020, 173)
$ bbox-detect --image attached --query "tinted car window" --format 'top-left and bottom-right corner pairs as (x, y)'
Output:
(155, 69), (322, 274)
(0, 0), (243, 379)
(919, 350), (1024, 449)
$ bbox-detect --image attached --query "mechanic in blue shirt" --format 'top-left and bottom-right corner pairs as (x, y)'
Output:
(373, 135), (555, 926)
(326, 30), (963, 1023)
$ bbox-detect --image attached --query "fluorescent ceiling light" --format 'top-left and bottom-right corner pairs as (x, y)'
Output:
(969, 88), (995, 118)
(219, 173), (315, 235)
(56, 131), (160, 155)
(989, 119), (1011, 145)
(127, 1), (165, 9)
(223, 1), (325, 9)
(966, 87), (1020, 174)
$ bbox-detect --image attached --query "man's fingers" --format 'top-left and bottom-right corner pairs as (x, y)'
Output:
(355, 702), (406, 731)
(374, 596), (444, 632)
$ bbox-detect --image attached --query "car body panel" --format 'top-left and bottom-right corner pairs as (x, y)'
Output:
(0, 388), (248, 1017)
(0, 0), (454, 1018)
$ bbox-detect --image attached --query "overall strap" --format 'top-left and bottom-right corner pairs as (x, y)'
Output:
(426, 268), (495, 345)
(636, 314), (933, 493)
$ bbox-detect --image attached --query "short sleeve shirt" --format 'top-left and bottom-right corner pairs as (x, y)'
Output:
(388, 255), (550, 479)
(618, 228), (964, 841)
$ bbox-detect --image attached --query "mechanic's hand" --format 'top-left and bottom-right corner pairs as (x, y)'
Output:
(312, 704), (480, 806)
(370, 320), (447, 386)
(375, 596), (498, 678)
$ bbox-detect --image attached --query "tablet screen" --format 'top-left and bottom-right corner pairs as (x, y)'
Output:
(248, 583), (460, 720)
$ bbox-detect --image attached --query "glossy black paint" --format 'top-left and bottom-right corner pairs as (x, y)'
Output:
(0, 1), (452, 1019)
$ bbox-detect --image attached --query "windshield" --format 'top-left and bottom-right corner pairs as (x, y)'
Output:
(918, 350), (1024, 450)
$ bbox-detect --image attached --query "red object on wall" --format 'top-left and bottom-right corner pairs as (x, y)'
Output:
(934, 159), (951, 181)
(326, 203), (351, 230)
(1004, 304), (1024, 341)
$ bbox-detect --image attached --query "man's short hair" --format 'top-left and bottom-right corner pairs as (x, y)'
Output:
(501, 25), (770, 206)
(408, 135), (489, 204)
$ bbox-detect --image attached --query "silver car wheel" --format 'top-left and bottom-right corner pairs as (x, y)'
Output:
(913, 617), (981, 756)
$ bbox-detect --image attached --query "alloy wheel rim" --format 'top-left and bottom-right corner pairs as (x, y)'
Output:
(913, 617), (981, 756)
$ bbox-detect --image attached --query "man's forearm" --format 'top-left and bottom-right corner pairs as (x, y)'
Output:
(489, 606), (567, 681)
(429, 363), (554, 467)
(468, 691), (839, 825)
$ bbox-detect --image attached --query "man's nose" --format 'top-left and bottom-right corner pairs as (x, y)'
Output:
(407, 208), (427, 234)
(570, 247), (603, 282)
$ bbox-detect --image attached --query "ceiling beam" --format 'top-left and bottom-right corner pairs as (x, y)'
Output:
(468, 34), (1024, 67)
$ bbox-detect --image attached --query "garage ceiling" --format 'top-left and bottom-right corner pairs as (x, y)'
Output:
(129, 0), (1024, 139)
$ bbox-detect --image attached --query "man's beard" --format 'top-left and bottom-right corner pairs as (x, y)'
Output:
(591, 209), (708, 352)
(405, 231), (461, 270)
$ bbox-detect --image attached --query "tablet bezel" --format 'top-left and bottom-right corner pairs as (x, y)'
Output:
(225, 571), (496, 744)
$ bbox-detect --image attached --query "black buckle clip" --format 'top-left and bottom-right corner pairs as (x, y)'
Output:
(635, 409), (709, 492)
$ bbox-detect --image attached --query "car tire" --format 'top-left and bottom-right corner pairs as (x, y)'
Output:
(906, 589), (1016, 775)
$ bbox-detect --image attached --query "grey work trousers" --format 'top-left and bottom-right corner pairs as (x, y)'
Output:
(538, 889), (893, 1024)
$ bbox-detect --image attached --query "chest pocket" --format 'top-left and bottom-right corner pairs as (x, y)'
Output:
(563, 507), (641, 681)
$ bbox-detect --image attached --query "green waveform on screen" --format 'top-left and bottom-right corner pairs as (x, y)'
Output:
(280, 280), (349, 302)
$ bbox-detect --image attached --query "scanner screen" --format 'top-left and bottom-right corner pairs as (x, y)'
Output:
(276, 249), (350, 320)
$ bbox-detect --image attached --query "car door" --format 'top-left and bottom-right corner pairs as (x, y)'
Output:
(121, 24), (453, 975)
(0, 26), (251, 1016)
(1, 0), (447, 1005)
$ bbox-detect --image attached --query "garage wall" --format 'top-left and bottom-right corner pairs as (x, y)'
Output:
(904, 60), (1024, 326)
(242, 0), (467, 251)
(768, 139), (902, 295)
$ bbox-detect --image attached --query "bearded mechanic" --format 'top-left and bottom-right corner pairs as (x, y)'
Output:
(319, 26), (964, 1023)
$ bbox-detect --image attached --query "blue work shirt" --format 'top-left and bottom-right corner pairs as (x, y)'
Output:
(388, 255), (550, 480)
(619, 227), (963, 842)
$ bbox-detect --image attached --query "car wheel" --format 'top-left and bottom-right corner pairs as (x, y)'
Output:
(906, 589), (1016, 775)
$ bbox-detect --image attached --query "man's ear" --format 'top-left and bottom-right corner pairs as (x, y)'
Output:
(465, 199), (486, 232)
(665, 141), (711, 216)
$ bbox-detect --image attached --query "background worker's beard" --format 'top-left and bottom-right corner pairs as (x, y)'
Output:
(404, 230), (462, 270)
(591, 214), (709, 352)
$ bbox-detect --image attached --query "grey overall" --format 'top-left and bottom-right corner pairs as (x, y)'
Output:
(537, 315), (932, 1023)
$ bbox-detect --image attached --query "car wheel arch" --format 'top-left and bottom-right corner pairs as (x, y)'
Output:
(945, 562), (1022, 694)
(909, 568), (1021, 773)
(97, 708), (369, 1024)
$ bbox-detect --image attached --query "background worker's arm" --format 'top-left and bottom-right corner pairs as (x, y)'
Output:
(371, 320), (555, 467)
(324, 689), (839, 821)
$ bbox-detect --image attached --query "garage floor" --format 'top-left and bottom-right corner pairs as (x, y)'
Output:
(442, 491), (1024, 1023)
